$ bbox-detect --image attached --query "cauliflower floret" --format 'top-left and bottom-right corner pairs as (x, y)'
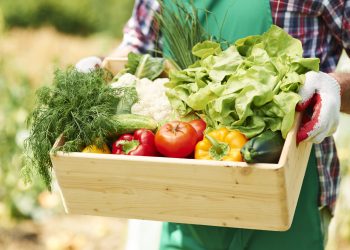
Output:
(111, 73), (173, 121)
(110, 73), (137, 88)
(131, 77), (173, 121)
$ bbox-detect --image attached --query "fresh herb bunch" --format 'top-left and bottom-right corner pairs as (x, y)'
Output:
(156, 0), (209, 69)
(23, 68), (127, 189)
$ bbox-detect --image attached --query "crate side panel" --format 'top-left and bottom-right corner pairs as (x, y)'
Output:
(62, 187), (288, 230)
(278, 112), (312, 228)
(52, 155), (289, 230)
(283, 139), (312, 227)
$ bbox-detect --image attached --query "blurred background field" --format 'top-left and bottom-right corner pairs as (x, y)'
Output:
(0, 1), (132, 249)
(0, 0), (349, 249)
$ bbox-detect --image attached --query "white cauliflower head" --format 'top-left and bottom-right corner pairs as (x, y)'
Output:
(111, 73), (173, 121)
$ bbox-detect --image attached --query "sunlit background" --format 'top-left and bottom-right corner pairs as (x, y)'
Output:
(0, 1), (349, 249)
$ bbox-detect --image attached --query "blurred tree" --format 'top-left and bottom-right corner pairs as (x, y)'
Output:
(0, 0), (134, 37)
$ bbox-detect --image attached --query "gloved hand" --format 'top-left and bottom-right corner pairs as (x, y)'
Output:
(75, 56), (103, 73)
(296, 71), (341, 144)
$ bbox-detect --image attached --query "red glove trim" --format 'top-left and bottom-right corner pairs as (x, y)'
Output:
(297, 93), (322, 143)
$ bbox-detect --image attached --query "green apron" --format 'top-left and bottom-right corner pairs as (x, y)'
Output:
(159, 0), (324, 249)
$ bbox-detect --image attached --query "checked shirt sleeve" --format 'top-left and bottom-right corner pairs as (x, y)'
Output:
(342, 1), (350, 54)
(321, 0), (350, 56)
(118, 0), (160, 54)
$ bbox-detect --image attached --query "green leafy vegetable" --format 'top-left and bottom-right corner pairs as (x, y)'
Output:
(125, 52), (165, 80)
(192, 41), (222, 59)
(23, 68), (137, 189)
(165, 25), (320, 138)
(156, 0), (209, 69)
(115, 86), (138, 114)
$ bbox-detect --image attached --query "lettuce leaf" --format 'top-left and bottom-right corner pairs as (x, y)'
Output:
(192, 40), (222, 59)
(166, 25), (320, 138)
(125, 53), (165, 80)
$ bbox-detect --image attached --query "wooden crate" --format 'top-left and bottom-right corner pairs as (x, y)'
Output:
(51, 112), (312, 231)
(101, 56), (128, 75)
(101, 56), (176, 76)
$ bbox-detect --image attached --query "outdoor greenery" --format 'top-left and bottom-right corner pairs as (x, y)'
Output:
(0, 62), (48, 220)
(0, 0), (134, 37)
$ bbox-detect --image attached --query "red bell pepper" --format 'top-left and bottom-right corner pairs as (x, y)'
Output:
(112, 129), (158, 156)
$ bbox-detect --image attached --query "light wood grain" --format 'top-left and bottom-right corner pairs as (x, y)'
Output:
(51, 113), (312, 231)
(280, 115), (312, 226)
(101, 57), (128, 75)
(101, 57), (177, 76)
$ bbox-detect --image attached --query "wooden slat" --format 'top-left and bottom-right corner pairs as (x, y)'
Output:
(101, 57), (178, 76)
(101, 57), (127, 75)
(282, 116), (312, 226)
(53, 154), (286, 230)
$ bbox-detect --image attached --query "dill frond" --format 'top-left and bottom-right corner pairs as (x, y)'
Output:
(23, 68), (126, 189)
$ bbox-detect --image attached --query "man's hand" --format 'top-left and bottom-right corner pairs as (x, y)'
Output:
(296, 71), (341, 144)
(75, 56), (103, 73)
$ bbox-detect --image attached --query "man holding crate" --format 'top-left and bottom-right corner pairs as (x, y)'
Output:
(76, 0), (350, 249)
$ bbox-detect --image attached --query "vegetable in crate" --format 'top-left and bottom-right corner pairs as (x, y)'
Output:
(189, 119), (206, 141)
(241, 130), (284, 164)
(165, 25), (320, 139)
(114, 86), (138, 115)
(82, 144), (111, 154)
(113, 114), (158, 136)
(195, 128), (247, 161)
(23, 68), (139, 189)
(111, 73), (173, 122)
(112, 129), (158, 156)
(155, 121), (198, 158)
(155, 0), (208, 70)
(123, 52), (165, 80)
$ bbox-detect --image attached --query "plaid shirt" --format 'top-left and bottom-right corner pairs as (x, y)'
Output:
(120, 0), (348, 212)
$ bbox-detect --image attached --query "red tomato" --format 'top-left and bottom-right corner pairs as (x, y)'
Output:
(189, 119), (206, 141)
(155, 121), (198, 158)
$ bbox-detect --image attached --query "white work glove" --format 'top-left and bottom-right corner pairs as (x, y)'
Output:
(296, 71), (341, 144)
(75, 56), (103, 73)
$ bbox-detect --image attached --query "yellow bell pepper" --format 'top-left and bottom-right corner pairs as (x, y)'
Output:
(82, 144), (111, 154)
(195, 127), (247, 161)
